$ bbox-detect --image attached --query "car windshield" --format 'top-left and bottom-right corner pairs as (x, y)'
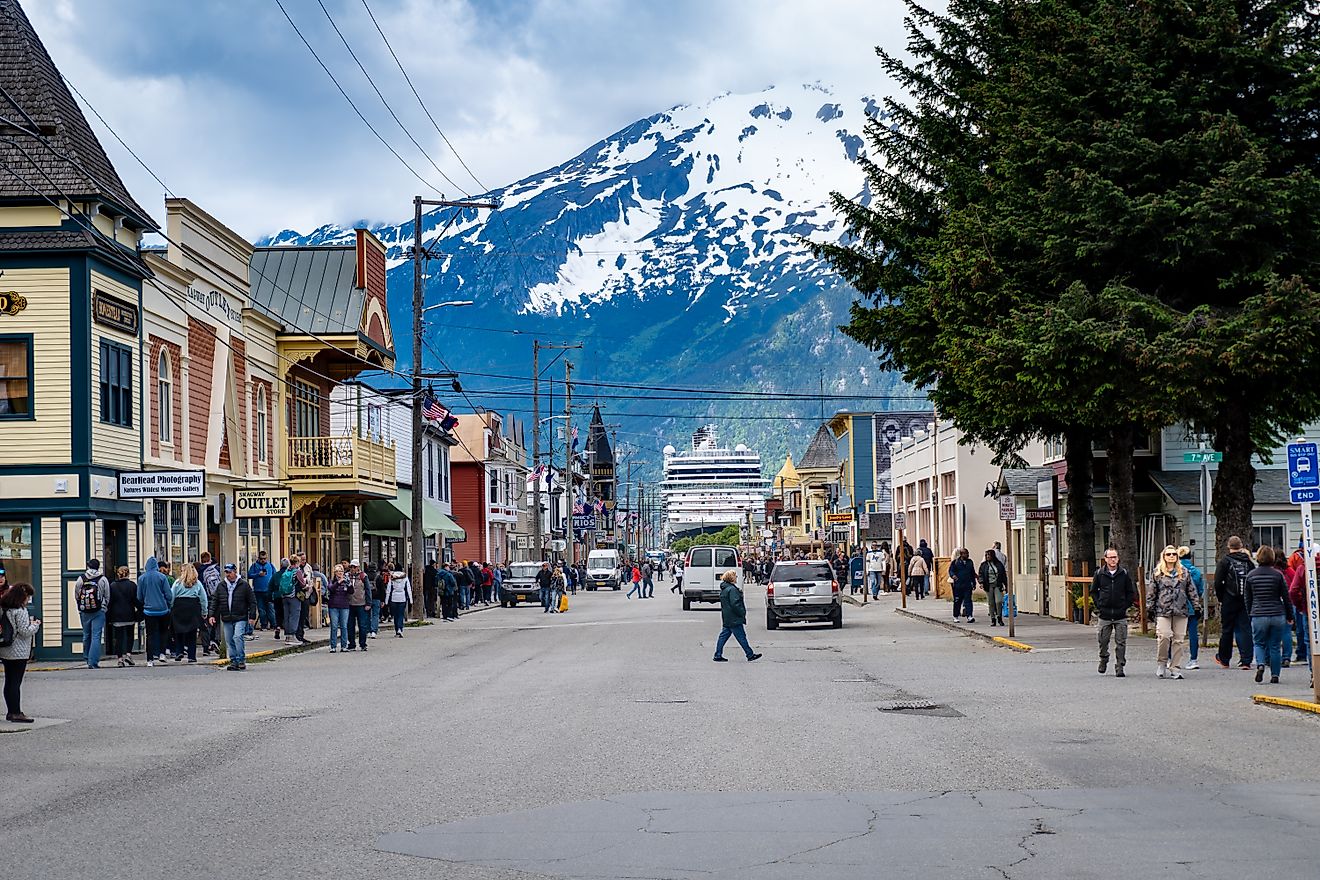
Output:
(509, 563), (541, 579)
(772, 563), (832, 581)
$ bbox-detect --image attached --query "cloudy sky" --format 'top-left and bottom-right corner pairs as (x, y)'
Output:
(29, 0), (911, 240)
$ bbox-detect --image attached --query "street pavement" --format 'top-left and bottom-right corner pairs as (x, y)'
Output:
(2, 580), (1316, 880)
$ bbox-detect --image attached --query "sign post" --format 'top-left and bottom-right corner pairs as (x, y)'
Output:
(1286, 439), (1320, 702)
(999, 495), (1016, 637)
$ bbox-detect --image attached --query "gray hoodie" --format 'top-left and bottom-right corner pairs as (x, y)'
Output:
(76, 567), (109, 614)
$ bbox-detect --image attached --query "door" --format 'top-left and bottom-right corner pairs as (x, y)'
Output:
(103, 520), (128, 576)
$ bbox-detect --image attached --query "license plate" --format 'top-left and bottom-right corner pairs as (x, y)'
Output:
(518, 594), (529, 600)
(794, 586), (811, 595)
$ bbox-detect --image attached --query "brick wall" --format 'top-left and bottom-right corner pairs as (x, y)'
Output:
(186, 318), (216, 464)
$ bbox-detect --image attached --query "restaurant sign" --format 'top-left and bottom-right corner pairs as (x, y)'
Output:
(93, 290), (139, 334)
(0, 291), (27, 316)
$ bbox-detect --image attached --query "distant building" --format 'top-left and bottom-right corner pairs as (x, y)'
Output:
(450, 411), (527, 563)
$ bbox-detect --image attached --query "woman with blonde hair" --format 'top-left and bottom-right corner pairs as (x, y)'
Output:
(170, 562), (207, 664)
(1147, 545), (1201, 679)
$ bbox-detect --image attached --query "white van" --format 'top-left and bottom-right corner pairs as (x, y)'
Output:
(586, 549), (621, 590)
(682, 545), (740, 610)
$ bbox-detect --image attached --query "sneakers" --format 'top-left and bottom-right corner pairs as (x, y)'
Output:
(712, 656), (728, 662)
(329, 646), (337, 653)
(1255, 665), (1265, 683)
(1214, 657), (1230, 669)
(1184, 659), (1199, 670)
(368, 632), (377, 639)
(1270, 675), (1280, 684)
(1156, 664), (1165, 679)
(747, 653), (763, 662)
(147, 660), (155, 667)
(966, 617), (976, 624)
(123, 655), (134, 667)
(187, 658), (197, 664)
(1237, 663), (1252, 670)
(273, 629), (281, 640)
(1169, 669), (1184, 680)
(1098, 660), (1108, 675)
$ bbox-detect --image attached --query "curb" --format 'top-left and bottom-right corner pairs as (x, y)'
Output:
(1252, 694), (1320, 716)
(894, 608), (1034, 652)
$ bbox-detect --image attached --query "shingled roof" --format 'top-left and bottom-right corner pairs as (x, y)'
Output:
(0, 0), (154, 228)
(586, 404), (614, 466)
(799, 423), (840, 470)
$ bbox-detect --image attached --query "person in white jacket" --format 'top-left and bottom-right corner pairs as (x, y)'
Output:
(386, 566), (413, 637)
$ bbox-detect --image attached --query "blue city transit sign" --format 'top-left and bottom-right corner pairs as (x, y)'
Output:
(1289, 441), (1320, 491)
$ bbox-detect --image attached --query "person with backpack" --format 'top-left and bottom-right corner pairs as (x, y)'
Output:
(1214, 536), (1256, 669)
(439, 562), (458, 620)
(1244, 545), (1294, 684)
(136, 557), (174, 666)
(74, 558), (110, 669)
(1177, 547), (1206, 669)
(277, 556), (300, 646)
(106, 565), (141, 666)
(1, 582), (41, 723)
(197, 552), (222, 656)
(169, 563), (207, 663)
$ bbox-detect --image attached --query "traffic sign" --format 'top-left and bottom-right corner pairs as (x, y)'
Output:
(1288, 440), (1319, 491)
(998, 496), (1016, 521)
(1183, 451), (1222, 464)
(894, 512), (906, 530)
(1291, 488), (1320, 504)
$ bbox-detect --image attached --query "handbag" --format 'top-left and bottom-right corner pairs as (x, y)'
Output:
(1001, 594), (1017, 618)
(558, 594), (569, 613)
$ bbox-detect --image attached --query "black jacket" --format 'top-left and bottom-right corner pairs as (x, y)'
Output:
(1244, 566), (1293, 621)
(535, 568), (554, 589)
(1214, 551), (1255, 603)
(211, 577), (257, 622)
(977, 559), (1008, 591)
(106, 577), (141, 625)
(1091, 566), (1137, 622)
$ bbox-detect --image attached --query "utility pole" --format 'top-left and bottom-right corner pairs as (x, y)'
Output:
(565, 360), (574, 570)
(531, 340), (581, 562)
(411, 194), (495, 620)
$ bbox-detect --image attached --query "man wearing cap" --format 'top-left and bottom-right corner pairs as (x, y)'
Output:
(210, 563), (257, 671)
(345, 559), (369, 652)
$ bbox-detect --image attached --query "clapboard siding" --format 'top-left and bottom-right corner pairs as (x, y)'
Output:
(41, 516), (62, 647)
(0, 267), (71, 465)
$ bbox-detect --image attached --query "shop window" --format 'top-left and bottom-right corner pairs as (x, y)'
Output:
(0, 336), (32, 419)
(186, 502), (201, 563)
(153, 503), (168, 561)
(99, 339), (133, 427)
(0, 520), (34, 586)
(238, 518), (274, 572)
(157, 350), (172, 443)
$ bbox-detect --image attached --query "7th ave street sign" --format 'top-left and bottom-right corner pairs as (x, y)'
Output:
(1183, 451), (1222, 464)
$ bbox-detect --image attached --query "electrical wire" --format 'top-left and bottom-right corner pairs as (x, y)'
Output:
(59, 74), (175, 200)
(358, 0), (490, 195)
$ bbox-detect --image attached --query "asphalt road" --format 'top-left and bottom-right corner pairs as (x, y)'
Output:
(3, 584), (1316, 879)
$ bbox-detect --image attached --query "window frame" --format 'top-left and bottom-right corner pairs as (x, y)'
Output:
(0, 333), (34, 421)
(157, 349), (172, 443)
(255, 386), (268, 464)
(99, 338), (133, 427)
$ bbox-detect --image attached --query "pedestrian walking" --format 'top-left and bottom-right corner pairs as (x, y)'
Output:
(864, 544), (883, 601)
(247, 550), (276, 634)
(197, 551), (222, 655)
(626, 563), (643, 599)
(1286, 550), (1313, 665)
(293, 554), (314, 644)
(1092, 548), (1137, 677)
(642, 561), (654, 598)
(713, 570), (762, 662)
(918, 539), (934, 598)
(1245, 544), (1294, 684)
(424, 558), (439, 618)
(170, 563), (207, 663)
(370, 564), (386, 636)
(1148, 545), (1201, 679)
(137, 557), (173, 666)
(277, 557), (300, 646)
(949, 549), (977, 623)
(1, 582), (40, 723)
(672, 561), (684, 594)
(212, 563), (257, 671)
(1214, 536), (1255, 669)
(346, 560), (369, 651)
(537, 562), (554, 612)
(73, 558), (109, 669)
(106, 566), (140, 666)
(1269, 547), (1297, 668)
(908, 551), (929, 600)
(386, 565), (412, 636)
(977, 549), (1007, 627)
(1178, 547), (1205, 669)
(326, 564), (352, 652)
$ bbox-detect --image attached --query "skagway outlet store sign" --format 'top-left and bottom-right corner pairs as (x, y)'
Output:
(234, 488), (292, 518)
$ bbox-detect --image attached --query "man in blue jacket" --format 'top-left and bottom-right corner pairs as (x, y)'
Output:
(247, 550), (276, 636)
(136, 557), (173, 666)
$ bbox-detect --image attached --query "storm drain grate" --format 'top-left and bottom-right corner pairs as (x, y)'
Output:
(877, 699), (964, 717)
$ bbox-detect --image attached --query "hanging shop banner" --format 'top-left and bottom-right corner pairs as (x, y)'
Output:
(118, 470), (205, 499)
(235, 488), (292, 518)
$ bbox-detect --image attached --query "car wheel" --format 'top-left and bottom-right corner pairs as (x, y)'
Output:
(832, 609), (843, 628)
(613, 585), (621, 591)
(682, 597), (691, 611)
(766, 610), (778, 630)
(501, 599), (508, 608)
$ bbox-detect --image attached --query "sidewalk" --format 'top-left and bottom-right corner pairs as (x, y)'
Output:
(22, 601), (501, 673)
(895, 594), (1320, 717)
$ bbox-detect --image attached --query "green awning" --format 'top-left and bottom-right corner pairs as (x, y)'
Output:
(361, 489), (465, 541)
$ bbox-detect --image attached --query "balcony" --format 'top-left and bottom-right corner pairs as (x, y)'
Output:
(286, 433), (397, 497)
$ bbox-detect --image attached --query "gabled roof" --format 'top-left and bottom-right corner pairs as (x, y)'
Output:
(249, 246), (364, 337)
(586, 404), (614, 466)
(1000, 467), (1056, 498)
(799, 423), (840, 470)
(0, 0), (154, 228)
(1150, 469), (1290, 507)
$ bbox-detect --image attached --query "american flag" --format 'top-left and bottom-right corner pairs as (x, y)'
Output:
(422, 393), (445, 422)
(595, 498), (606, 514)
(573, 500), (586, 515)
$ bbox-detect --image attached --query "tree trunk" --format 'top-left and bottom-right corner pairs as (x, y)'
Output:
(1213, 403), (1255, 554)
(1064, 427), (1097, 573)
(1107, 424), (1139, 572)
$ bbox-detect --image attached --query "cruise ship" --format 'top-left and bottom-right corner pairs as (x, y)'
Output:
(662, 426), (768, 540)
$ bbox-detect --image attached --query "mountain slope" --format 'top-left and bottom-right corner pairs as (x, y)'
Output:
(264, 84), (914, 477)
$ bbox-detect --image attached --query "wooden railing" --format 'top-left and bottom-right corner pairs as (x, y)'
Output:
(286, 433), (395, 489)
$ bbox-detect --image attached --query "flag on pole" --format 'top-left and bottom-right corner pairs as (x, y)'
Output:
(571, 425), (579, 451)
(422, 393), (444, 421)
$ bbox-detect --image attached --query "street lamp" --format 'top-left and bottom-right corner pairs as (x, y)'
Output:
(422, 299), (474, 314)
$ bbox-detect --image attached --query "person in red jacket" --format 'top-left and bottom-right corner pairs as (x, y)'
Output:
(1286, 553), (1313, 663)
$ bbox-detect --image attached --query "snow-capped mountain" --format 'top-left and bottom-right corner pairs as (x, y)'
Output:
(265, 84), (911, 475)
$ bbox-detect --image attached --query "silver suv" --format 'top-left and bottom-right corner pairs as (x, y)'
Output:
(766, 560), (841, 629)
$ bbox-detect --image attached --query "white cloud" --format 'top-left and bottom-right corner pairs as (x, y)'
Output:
(24, 0), (914, 240)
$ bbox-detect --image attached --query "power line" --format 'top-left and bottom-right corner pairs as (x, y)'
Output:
(272, 0), (445, 197)
(60, 74), (175, 200)
(358, 0), (490, 195)
(314, 0), (471, 198)
(440, 368), (925, 400)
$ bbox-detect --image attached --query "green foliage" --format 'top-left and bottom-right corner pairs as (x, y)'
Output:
(670, 524), (742, 555)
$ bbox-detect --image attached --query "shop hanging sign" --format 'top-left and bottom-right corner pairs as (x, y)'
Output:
(93, 290), (139, 334)
(118, 470), (205, 499)
(234, 487), (292, 518)
(0, 290), (28, 316)
(826, 513), (854, 524)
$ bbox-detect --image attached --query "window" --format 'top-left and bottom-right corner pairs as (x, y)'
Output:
(156, 350), (171, 442)
(292, 380), (320, 438)
(439, 444), (450, 501)
(0, 337), (32, 418)
(237, 517), (273, 572)
(489, 468), (500, 504)
(255, 387), (268, 464)
(426, 442), (436, 499)
(0, 520), (34, 586)
(99, 340), (133, 427)
(186, 502), (201, 563)
(1250, 525), (1286, 554)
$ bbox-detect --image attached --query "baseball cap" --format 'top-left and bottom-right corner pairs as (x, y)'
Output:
(223, 563), (237, 572)
(350, 558), (361, 567)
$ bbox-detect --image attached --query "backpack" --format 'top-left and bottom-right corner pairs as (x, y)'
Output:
(201, 565), (221, 598)
(277, 569), (296, 598)
(1224, 557), (1251, 599)
(0, 610), (14, 648)
(77, 576), (103, 612)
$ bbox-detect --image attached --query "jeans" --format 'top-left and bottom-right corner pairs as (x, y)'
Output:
(1251, 614), (1288, 677)
(921, 574), (931, 599)
(223, 619), (248, 666)
(1217, 597), (1253, 666)
(868, 572), (882, 598)
(328, 606), (349, 649)
(643, 577), (654, 598)
(283, 597), (303, 639)
(952, 587), (974, 619)
(111, 623), (135, 657)
(175, 627), (197, 661)
(391, 601), (407, 634)
(352, 606), (369, 647)
(542, 586), (554, 610)
(79, 609), (105, 668)
(626, 581), (642, 598)
(460, 585), (471, 610)
(145, 614), (170, 660)
(1156, 615), (1189, 668)
(1295, 611), (1309, 660)
(2, 657), (26, 715)
(370, 599), (381, 633)
(1098, 618), (1128, 669)
(255, 592), (276, 629)
(714, 624), (755, 659)
(1188, 613), (1199, 660)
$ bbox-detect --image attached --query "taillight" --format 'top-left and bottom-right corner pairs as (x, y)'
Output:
(831, 580), (839, 593)
(767, 582), (776, 598)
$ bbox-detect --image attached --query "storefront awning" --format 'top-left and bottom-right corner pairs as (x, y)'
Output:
(361, 489), (466, 541)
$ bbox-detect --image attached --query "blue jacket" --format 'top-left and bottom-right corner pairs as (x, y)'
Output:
(247, 560), (275, 593)
(137, 557), (173, 617)
(949, 557), (977, 590)
(1183, 560), (1205, 615)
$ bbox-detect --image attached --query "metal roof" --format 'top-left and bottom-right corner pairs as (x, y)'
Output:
(248, 246), (364, 336)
